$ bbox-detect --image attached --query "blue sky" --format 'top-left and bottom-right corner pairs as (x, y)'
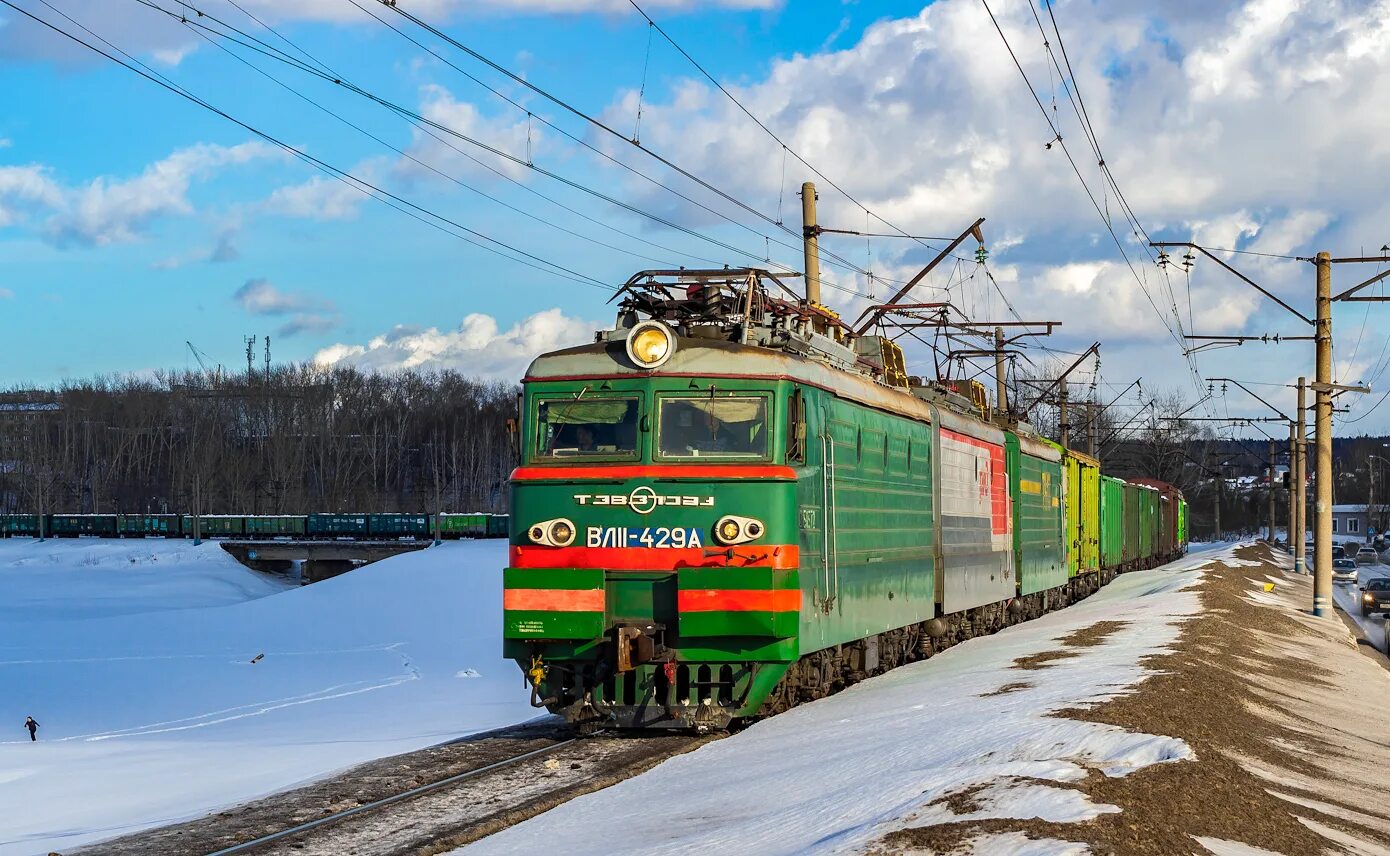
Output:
(3, 0), (1390, 432)
(0, 0), (929, 380)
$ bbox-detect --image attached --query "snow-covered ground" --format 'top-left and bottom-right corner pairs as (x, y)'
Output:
(464, 548), (1226, 856)
(0, 537), (533, 855)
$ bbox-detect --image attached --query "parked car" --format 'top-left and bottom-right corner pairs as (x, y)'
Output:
(1360, 578), (1390, 616)
(1333, 558), (1359, 582)
(1357, 546), (1379, 566)
(1332, 545), (1346, 561)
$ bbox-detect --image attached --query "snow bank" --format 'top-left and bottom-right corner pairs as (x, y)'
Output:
(464, 548), (1228, 856)
(0, 539), (532, 855)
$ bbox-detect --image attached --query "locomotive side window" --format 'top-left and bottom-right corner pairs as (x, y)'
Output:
(535, 397), (640, 459)
(657, 394), (769, 460)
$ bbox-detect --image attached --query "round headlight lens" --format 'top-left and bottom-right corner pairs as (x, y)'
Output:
(626, 321), (675, 369)
(550, 520), (574, 545)
(745, 520), (763, 537)
(718, 519), (742, 543)
(529, 525), (546, 543)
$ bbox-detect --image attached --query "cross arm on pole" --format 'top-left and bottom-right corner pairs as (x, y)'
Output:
(854, 218), (985, 335)
(1152, 242), (1314, 325)
(1207, 377), (1292, 422)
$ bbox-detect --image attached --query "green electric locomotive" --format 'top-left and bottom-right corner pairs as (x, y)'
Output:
(503, 269), (1184, 731)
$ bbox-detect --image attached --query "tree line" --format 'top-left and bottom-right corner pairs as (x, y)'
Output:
(0, 365), (518, 516)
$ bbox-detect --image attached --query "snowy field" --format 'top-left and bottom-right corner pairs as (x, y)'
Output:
(465, 548), (1226, 856)
(0, 537), (533, 855)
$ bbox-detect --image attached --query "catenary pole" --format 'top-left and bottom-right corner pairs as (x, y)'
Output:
(801, 182), (821, 306)
(1287, 422), (1296, 555)
(1295, 377), (1307, 574)
(994, 327), (1008, 417)
(1314, 253), (1333, 617)
(1268, 439), (1277, 543)
(1059, 379), (1070, 451)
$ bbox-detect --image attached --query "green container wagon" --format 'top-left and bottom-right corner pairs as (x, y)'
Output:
(439, 513), (484, 538)
(368, 513), (431, 539)
(117, 514), (182, 536)
(244, 516), (307, 537)
(1006, 433), (1066, 596)
(485, 514), (510, 538)
(181, 515), (247, 537)
(1099, 475), (1126, 572)
(1122, 482), (1140, 567)
(0, 515), (39, 537)
(49, 514), (118, 537)
(1135, 485), (1159, 561)
(307, 513), (369, 538)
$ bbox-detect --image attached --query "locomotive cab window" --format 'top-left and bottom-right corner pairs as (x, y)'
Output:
(657, 394), (769, 460)
(535, 397), (640, 459)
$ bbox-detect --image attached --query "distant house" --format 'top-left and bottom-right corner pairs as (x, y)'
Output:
(1330, 504), (1385, 540)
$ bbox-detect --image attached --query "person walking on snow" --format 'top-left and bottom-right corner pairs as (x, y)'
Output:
(24, 717), (38, 742)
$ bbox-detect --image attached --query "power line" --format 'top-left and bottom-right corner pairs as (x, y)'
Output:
(134, 0), (719, 272)
(981, 0), (1212, 411)
(13, 0), (613, 293)
(372, 0), (891, 287)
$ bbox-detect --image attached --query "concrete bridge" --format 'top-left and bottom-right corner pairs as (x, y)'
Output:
(220, 540), (431, 583)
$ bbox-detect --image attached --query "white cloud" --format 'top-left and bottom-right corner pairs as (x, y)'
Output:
(0, 164), (61, 227)
(232, 278), (339, 337)
(233, 278), (319, 315)
(43, 142), (277, 247)
(0, 288), (13, 299)
(314, 308), (595, 380)
(0, 138), (11, 149)
(396, 85), (540, 185)
(581, 0), (1390, 426)
(265, 175), (367, 221)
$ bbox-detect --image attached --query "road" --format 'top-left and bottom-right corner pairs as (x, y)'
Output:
(1330, 558), (1390, 653)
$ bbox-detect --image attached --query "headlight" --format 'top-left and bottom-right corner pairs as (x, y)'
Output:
(713, 515), (764, 545)
(528, 518), (577, 547)
(1365, 593), (1375, 601)
(625, 320), (676, 369)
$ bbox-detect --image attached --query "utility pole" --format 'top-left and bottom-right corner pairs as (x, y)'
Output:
(1058, 379), (1070, 451)
(1295, 377), (1307, 573)
(1268, 439), (1276, 544)
(994, 327), (1008, 417)
(1314, 252), (1332, 617)
(1287, 422), (1296, 554)
(1214, 456), (1223, 541)
(801, 182), (821, 306)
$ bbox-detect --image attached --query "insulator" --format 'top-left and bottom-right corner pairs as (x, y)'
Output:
(975, 245), (989, 265)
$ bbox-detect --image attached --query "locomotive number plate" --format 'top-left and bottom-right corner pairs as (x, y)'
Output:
(585, 526), (704, 548)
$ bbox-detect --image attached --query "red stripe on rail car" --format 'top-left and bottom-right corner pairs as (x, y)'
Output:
(510, 544), (799, 570)
(677, 589), (801, 612)
(511, 465), (797, 481)
(941, 428), (1011, 537)
(503, 588), (605, 612)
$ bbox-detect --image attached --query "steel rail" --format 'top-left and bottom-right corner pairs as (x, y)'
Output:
(205, 738), (580, 855)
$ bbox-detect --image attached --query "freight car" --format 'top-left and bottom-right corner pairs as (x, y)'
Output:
(504, 269), (1186, 732)
(0, 512), (508, 539)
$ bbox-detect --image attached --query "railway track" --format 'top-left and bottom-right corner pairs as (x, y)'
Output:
(78, 723), (713, 856)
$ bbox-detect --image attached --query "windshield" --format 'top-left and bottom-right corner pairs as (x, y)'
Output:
(536, 397), (640, 459)
(1368, 579), (1390, 591)
(658, 395), (768, 460)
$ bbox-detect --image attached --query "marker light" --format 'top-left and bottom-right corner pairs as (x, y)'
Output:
(626, 320), (676, 369)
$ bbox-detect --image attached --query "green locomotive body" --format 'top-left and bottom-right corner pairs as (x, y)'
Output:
(505, 270), (1186, 731)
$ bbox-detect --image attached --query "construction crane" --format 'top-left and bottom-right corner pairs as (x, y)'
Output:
(185, 341), (223, 380)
